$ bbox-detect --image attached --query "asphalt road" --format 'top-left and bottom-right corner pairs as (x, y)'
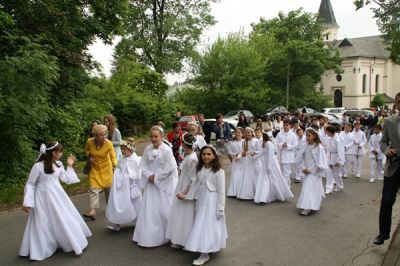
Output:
(0, 141), (398, 266)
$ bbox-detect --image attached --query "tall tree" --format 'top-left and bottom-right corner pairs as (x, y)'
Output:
(250, 9), (341, 109)
(0, 0), (128, 104)
(354, 0), (400, 64)
(119, 0), (217, 74)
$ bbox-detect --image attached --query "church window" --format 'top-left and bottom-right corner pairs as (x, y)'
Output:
(362, 74), (367, 94)
(375, 74), (379, 93)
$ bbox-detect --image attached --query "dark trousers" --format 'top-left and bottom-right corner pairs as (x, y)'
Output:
(379, 169), (400, 238)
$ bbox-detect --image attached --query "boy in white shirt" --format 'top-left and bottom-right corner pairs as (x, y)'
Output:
(352, 122), (367, 178)
(368, 124), (385, 182)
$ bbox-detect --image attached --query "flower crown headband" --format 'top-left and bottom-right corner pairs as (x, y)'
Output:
(39, 142), (59, 155)
(120, 140), (136, 152)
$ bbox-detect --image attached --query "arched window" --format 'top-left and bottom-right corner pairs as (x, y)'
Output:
(375, 74), (379, 93)
(362, 74), (367, 93)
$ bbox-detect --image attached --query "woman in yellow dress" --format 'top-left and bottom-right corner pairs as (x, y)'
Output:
(83, 124), (117, 220)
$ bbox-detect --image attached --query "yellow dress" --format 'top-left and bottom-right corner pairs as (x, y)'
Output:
(85, 138), (117, 189)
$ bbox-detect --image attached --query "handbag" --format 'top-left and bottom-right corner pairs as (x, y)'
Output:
(83, 156), (91, 175)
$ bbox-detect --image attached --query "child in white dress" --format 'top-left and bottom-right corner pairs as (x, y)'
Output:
(368, 124), (385, 182)
(254, 131), (294, 204)
(236, 127), (261, 200)
(295, 127), (307, 183)
(19, 141), (91, 261)
(166, 133), (198, 248)
(297, 129), (328, 216)
(133, 126), (178, 247)
(184, 145), (228, 265)
(105, 138), (142, 231)
(226, 127), (245, 197)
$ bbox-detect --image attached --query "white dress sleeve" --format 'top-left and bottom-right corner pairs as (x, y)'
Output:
(58, 162), (80, 184)
(216, 170), (226, 211)
(23, 163), (40, 208)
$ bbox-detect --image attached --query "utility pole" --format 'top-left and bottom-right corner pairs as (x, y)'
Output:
(286, 61), (290, 110)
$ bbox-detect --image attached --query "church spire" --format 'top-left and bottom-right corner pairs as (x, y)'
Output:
(318, 0), (339, 29)
(318, 0), (339, 42)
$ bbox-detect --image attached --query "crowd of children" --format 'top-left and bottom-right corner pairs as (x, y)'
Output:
(18, 113), (385, 264)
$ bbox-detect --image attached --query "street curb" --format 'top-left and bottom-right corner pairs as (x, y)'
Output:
(383, 222), (400, 265)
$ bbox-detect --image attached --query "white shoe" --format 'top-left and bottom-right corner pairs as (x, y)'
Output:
(356, 174), (361, 178)
(105, 224), (120, 232)
(193, 254), (210, 265)
(343, 174), (348, 178)
(334, 187), (341, 192)
(325, 191), (332, 195)
(369, 178), (375, 183)
(171, 244), (183, 249)
(299, 209), (310, 216)
(378, 177), (384, 181)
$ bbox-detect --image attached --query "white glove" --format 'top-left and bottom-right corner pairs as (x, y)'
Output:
(216, 210), (224, 220)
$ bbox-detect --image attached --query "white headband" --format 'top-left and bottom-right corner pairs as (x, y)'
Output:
(182, 132), (195, 146)
(203, 144), (217, 154)
(40, 142), (59, 155)
(245, 127), (255, 133)
(305, 127), (319, 135)
(120, 140), (136, 152)
(151, 125), (164, 134)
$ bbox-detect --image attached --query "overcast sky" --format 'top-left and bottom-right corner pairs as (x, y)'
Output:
(88, 0), (380, 84)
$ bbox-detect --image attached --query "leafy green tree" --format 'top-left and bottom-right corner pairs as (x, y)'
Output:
(371, 93), (385, 107)
(250, 9), (341, 110)
(1, 0), (128, 104)
(118, 0), (217, 74)
(354, 0), (400, 64)
(194, 32), (265, 90)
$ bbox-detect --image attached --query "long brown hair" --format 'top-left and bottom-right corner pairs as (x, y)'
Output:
(262, 131), (271, 148)
(37, 141), (63, 174)
(196, 146), (221, 173)
(305, 128), (321, 146)
(104, 114), (117, 140)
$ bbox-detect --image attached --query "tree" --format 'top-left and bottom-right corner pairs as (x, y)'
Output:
(118, 0), (217, 74)
(1, 0), (128, 104)
(250, 9), (341, 110)
(354, 0), (400, 64)
(371, 93), (385, 107)
(195, 32), (265, 90)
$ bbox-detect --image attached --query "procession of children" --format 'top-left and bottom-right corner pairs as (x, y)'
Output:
(18, 113), (386, 265)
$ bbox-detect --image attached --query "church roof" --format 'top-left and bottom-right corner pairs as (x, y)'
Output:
(318, 0), (339, 28)
(331, 36), (390, 59)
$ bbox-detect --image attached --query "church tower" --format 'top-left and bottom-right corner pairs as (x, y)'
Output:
(318, 0), (339, 42)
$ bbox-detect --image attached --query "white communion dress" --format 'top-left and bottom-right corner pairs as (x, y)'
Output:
(185, 167), (228, 253)
(106, 153), (142, 225)
(165, 151), (198, 246)
(226, 139), (244, 197)
(133, 143), (177, 247)
(19, 161), (91, 261)
(296, 143), (328, 211)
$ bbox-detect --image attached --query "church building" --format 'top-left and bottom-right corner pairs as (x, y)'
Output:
(318, 0), (398, 108)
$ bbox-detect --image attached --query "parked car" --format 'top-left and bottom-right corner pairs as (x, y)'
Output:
(343, 109), (374, 118)
(177, 115), (198, 131)
(260, 106), (288, 121)
(224, 110), (254, 124)
(324, 113), (342, 125)
(203, 118), (236, 141)
(322, 107), (345, 120)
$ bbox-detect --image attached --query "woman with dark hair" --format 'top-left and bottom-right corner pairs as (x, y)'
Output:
(19, 141), (91, 261)
(104, 115), (122, 160)
(237, 113), (250, 128)
(88, 120), (101, 138)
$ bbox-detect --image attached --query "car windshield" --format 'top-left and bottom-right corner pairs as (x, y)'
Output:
(225, 111), (240, 117)
(179, 116), (193, 122)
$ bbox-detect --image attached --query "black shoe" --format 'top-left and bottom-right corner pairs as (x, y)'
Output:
(373, 234), (389, 245)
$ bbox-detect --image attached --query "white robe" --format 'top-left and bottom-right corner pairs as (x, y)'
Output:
(133, 143), (178, 247)
(185, 168), (228, 253)
(297, 144), (328, 211)
(236, 139), (261, 200)
(275, 131), (298, 163)
(19, 162), (91, 261)
(226, 139), (244, 197)
(106, 153), (142, 225)
(165, 152), (198, 246)
(194, 135), (207, 151)
(254, 141), (293, 203)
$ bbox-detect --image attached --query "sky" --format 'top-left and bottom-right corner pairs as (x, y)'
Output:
(88, 0), (381, 84)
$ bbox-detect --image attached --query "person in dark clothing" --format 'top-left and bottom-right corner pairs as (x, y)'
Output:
(237, 113), (250, 128)
(198, 114), (211, 144)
